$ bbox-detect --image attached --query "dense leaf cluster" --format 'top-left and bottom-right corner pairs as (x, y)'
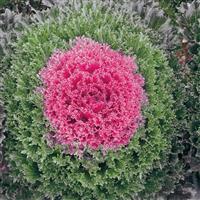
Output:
(144, 2), (200, 199)
(1, 1), (174, 199)
(167, 2), (200, 198)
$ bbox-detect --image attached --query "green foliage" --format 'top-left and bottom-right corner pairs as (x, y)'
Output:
(1, 2), (175, 199)
(146, 1), (200, 198)
(0, 0), (24, 8)
(157, 0), (192, 19)
(167, 1), (200, 197)
(170, 44), (200, 199)
(0, 0), (8, 7)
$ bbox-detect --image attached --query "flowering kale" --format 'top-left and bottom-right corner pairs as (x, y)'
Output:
(39, 37), (147, 152)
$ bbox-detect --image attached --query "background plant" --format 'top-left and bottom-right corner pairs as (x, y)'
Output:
(164, 1), (200, 198)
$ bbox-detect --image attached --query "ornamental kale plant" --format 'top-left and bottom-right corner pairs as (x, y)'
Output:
(1, 1), (174, 199)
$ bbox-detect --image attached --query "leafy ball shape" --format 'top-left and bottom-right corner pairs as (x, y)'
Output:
(2, 3), (174, 199)
(39, 37), (146, 152)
